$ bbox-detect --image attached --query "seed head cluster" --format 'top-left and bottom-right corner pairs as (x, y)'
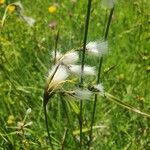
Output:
(45, 40), (108, 101)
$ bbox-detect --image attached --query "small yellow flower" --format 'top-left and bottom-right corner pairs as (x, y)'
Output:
(0, 0), (5, 5)
(48, 5), (57, 14)
(7, 5), (16, 13)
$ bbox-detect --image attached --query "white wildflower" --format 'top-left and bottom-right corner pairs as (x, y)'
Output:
(22, 16), (35, 26)
(86, 41), (108, 56)
(101, 0), (116, 9)
(60, 51), (79, 65)
(74, 89), (92, 100)
(94, 83), (104, 95)
(68, 65), (96, 76)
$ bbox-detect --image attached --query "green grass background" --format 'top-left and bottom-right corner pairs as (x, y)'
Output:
(0, 0), (150, 149)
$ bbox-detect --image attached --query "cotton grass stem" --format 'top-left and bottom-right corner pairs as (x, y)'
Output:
(88, 8), (114, 150)
(79, 0), (92, 149)
(43, 102), (54, 150)
(54, 30), (59, 64)
(104, 8), (114, 40)
(43, 64), (62, 149)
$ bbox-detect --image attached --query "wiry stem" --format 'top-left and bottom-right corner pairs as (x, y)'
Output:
(43, 102), (54, 150)
(54, 30), (59, 64)
(104, 8), (114, 40)
(88, 8), (114, 150)
(43, 64), (60, 149)
(79, 0), (92, 149)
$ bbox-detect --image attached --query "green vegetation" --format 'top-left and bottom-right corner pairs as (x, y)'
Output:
(0, 0), (150, 149)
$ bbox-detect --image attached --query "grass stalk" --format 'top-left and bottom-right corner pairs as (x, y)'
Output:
(54, 30), (59, 64)
(88, 8), (114, 150)
(43, 103), (54, 150)
(42, 64), (61, 149)
(79, 0), (92, 149)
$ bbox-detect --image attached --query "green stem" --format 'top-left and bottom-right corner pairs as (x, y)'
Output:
(43, 103), (54, 150)
(54, 30), (59, 64)
(104, 8), (114, 40)
(79, 0), (92, 149)
(88, 8), (114, 150)
(1, 6), (8, 27)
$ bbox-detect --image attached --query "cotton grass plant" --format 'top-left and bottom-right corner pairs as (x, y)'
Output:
(43, 0), (150, 149)
(88, 1), (115, 149)
(0, 0), (150, 149)
(43, 48), (105, 149)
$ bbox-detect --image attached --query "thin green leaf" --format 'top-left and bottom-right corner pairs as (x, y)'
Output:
(68, 100), (80, 115)
(105, 92), (150, 118)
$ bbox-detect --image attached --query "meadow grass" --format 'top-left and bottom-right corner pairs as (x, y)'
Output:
(0, 0), (150, 149)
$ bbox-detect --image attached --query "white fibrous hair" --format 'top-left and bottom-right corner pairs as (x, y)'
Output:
(68, 65), (96, 76)
(86, 41), (108, 57)
(60, 51), (79, 65)
(101, 0), (116, 9)
(74, 89), (92, 100)
(48, 65), (69, 84)
(51, 51), (63, 61)
(94, 83), (104, 96)
(22, 16), (35, 26)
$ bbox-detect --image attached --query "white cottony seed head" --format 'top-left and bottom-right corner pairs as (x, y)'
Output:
(48, 65), (69, 83)
(74, 89), (92, 100)
(101, 0), (116, 9)
(83, 66), (96, 75)
(51, 51), (63, 61)
(94, 83), (104, 94)
(68, 65), (96, 76)
(22, 16), (36, 26)
(60, 51), (79, 65)
(86, 41), (108, 57)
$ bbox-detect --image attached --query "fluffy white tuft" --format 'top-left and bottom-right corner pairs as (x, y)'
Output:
(22, 16), (35, 26)
(74, 89), (92, 100)
(48, 65), (69, 83)
(68, 65), (96, 76)
(51, 51), (79, 65)
(83, 66), (96, 75)
(51, 51), (63, 61)
(61, 51), (79, 65)
(86, 41), (108, 56)
(101, 0), (116, 9)
(94, 83), (104, 96)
